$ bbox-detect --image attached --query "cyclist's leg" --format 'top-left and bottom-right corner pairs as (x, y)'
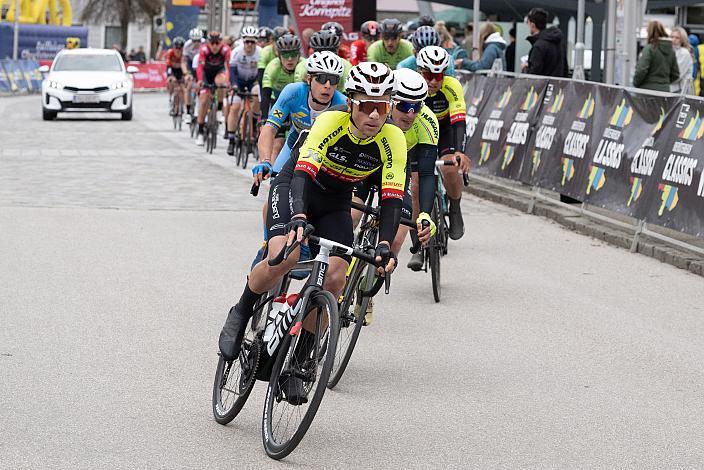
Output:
(167, 72), (175, 96)
(438, 126), (464, 239)
(214, 71), (229, 110)
(250, 83), (261, 118)
(228, 94), (243, 138)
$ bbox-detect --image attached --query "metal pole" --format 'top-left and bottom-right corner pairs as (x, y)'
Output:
(12, 0), (20, 60)
(605, 0), (617, 84)
(574, 0), (586, 77)
(472, 0), (480, 60)
(221, 0), (229, 36)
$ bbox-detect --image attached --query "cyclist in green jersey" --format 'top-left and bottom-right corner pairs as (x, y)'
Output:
(257, 26), (286, 88)
(219, 63), (405, 385)
(366, 18), (414, 70)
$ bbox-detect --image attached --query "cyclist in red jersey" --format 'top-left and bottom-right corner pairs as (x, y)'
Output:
(166, 37), (188, 115)
(350, 21), (379, 66)
(195, 31), (231, 146)
(321, 21), (351, 60)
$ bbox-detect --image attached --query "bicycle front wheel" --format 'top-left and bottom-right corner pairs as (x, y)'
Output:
(262, 290), (339, 460)
(241, 114), (251, 169)
(327, 259), (371, 389)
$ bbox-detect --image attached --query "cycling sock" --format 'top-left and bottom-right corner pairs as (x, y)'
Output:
(198, 123), (204, 133)
(187, 104), (192, 114)
(410, 229), (420, 248)
(217, 102), (223, 112)
(228, 132), (236, 139)
(449, 197), (462, 213)
(237, 282), (262, 315)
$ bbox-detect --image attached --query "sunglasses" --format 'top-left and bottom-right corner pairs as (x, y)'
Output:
(393, 100), (423, 114)
(313, 73), (340, 86)
(350, 98), (391, 115)
(244, 39), (256, 45)
(209, 39), (221, 44)
(280, 50), (300, 59)
(419, 69), (444, 82)
(382, 33), (400, 40)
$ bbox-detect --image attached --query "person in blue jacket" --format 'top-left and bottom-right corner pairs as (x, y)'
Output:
(456, 23), (507, 72)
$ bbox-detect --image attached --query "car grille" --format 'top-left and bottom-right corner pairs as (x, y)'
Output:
(63, 86), (110, 93)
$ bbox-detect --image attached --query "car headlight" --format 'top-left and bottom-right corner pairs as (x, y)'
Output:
(47, 80), (62, 89)
(110, 80), (129, 90)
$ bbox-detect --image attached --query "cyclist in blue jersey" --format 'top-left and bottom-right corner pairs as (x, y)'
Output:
(252, 51), (347, 182)
(396, 25), (456, 76)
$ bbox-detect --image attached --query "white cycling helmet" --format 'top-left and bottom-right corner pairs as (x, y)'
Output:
(345, 62), (395, 97)
(241, 26), (258, 39)
(393, 68), (428, 102)
(305, 51), (344, 76)
(189, 28), (202, 41)
(416, 45), (450, 73)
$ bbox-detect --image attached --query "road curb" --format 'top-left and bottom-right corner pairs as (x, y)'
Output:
(465, 178), (704, 278)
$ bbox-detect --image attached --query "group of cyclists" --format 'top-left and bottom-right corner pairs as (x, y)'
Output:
(165, 19), (471, 401)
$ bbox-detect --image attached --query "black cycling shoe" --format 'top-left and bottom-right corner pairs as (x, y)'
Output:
(227, 139), (235, 156)
(407, 251), (424, 271)
(280, 375), (309, 405)
(218, 304), (251, 361)
(448, 204), (465, 240)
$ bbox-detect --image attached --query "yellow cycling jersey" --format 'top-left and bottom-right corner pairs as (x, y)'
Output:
(424, 75), (467, 124)
(404, 104), (439, 151)
(296, 110), (408, 201)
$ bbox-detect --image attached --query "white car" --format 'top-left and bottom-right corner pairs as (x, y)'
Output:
(40, 48), (138, 121)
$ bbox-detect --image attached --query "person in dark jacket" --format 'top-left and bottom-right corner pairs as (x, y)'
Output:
(506, 27), (516, 72)
(524, 8), (568, 77)
(456, 22), (506, 71)
(633, 21), (679, 92)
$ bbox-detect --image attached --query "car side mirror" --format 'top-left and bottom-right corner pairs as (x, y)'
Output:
(38, 65), (50, 73)
(126, 66), (139, 74)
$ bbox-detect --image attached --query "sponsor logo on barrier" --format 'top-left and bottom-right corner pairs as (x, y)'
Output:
(496, 86), (512, 109)
(520, 86), (539, 112)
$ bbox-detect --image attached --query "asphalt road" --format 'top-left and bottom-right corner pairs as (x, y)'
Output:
(1, 94), (703, 469)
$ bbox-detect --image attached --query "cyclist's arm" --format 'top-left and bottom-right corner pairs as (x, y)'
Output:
(447, 78), (467, 153)
(181, 55), (189, 75)
(196, 47), (206, 82)
(379, 127), (409, 244)
(413, 144), (438, 214)
(222, 47), (231, 83)
(260, 87), (273, 121)
(257, 124), (277, 163)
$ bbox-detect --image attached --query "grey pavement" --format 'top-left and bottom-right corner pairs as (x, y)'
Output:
(1, 94), (703, 469)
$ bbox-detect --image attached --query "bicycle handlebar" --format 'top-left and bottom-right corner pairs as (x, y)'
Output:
(437, 156), (470, 186)
(350, 200), (416, 229)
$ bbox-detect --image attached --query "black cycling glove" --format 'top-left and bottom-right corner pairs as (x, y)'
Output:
(374, 243), (397, 270)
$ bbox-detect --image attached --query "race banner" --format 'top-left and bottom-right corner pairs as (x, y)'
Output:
(636, 98), (704, 237)
(288, 0), (353, 40)
(467, 76), (546, 180)
(530, 80), (601, 201)
(583, 88), (681, 216)
(17, 59), (42, 92)
(461, 72), (495, 147)
(0, 60), (12, 93)
(165, 0), (201, 48)
(1, 59), (28, 93)
(130, 63), (168, 89)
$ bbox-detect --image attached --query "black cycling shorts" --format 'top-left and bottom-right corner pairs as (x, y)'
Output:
(168, 67), (184, 81)
(203, 65), (226, 85)
(267, 163), (353, 262)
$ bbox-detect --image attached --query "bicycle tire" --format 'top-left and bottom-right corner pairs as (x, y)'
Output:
(262, 290), (339, 460)
(242, 113), (250, 169)
(204, 127), (212, 153)
(327, 259), (373, 389)
(209, 126), (218, 154)
(429, 204), (442, 303)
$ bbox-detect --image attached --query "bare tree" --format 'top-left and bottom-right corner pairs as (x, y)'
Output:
(80, 0), (163, 51)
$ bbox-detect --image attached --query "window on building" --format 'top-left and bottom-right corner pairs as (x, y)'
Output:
(105, 26), (122, 48)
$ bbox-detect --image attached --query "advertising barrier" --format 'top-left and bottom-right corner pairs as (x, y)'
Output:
(461, 72), (704, 238)
(129, 62), (167, 90)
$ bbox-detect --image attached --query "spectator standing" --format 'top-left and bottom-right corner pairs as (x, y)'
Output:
(456, 22), (506, 71)
(633, 21), (679, 92)
(436, 21), (467, 62)
(127, 49), (136, 61)
(506, 27), (516, 72)
(688, 33), (700, 94)
(670, 27), (694, 94)
(463, 23), (474, 58)
(134, 46), (147, 63)
(524, 8), (568, 77)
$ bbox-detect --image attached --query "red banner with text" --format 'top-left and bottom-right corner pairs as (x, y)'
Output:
(290, 0), (353, 40)
(129, 62), (167, 89)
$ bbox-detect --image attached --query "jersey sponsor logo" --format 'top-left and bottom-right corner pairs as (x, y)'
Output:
(381, 188), (405, 199)
(385, 171), (394, 180)
(296, 160), (319, 177)
(381, 136), (393, 168)
(273, 109), (284, 119)
(306, 149), (323, 163)
(421, 111), (439, 139)
(317, 125), (344, 151)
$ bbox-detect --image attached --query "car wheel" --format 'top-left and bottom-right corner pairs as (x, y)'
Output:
(42, 108), (57, 121)
(121, 106), (133, 121)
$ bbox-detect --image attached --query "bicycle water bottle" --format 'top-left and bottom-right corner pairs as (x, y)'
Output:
(262, 294), (300, 357)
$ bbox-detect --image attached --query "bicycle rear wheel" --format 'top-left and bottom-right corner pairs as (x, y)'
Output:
(212, 312), (261, 424)
(242, 113), (251, 169)
(327, 259), (371, 389)
(429, 204), (442, 303)
(262, 290), (339, 460)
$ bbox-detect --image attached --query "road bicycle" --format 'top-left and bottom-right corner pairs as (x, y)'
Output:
(203, 84), (228, 154)
(212, 225), (386, 459)
(228, 90), (259, 169)
(170, 79), (184, 131)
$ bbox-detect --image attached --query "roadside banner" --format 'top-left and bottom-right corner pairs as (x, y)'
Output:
(130, 62), (167, 89)
(1, 59), (28, 93)
(0, 60), (12, 93)
(17, 59), (42, 92)
(289, 0), (353, 41)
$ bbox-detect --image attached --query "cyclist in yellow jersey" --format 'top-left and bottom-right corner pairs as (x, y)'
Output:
(417, 46), (470, 240)
(219, 63), (405, 399)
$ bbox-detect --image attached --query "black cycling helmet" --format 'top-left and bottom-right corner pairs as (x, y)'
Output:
(380, 18), (403, 37)
(361, 21), (379, 40)
(309, 30), (340, 52)
(418, 15), (435, 27)
(322, 21), (344, 38)
(273, 26), (289, 40)
(258, 26), (274, 42)
(275, 33), (301, 53)
(173, 36), (185, 48)
(208, 31), (222, 43)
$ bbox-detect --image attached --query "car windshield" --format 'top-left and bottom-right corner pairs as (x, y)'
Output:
(53, 54), (123, 72)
